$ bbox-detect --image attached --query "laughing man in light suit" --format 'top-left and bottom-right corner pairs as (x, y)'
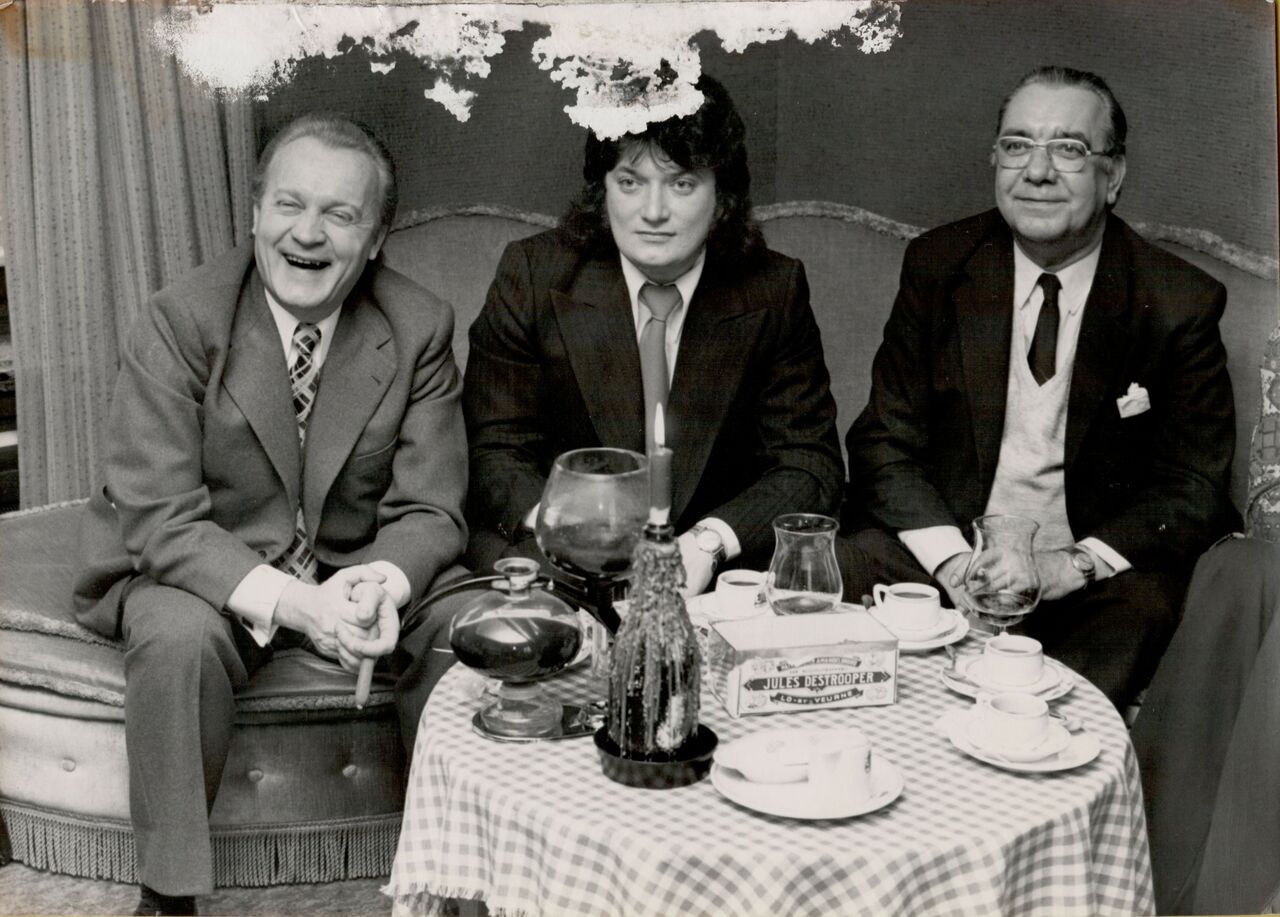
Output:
(464, 75), (844, 595)
(73, 115), (468, 915)
(838, 66), (1239, 709)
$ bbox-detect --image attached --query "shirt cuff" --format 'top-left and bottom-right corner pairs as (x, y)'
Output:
(225, 564), (292, 647)
(898, 526), (972, 577)
(367, 560), (412, 609)
(698, 517), (741, 561)
(1077, 538), (1129, 578)
(523, 503), (540, 530)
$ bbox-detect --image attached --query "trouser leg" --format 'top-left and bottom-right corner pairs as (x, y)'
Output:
(1020, 566), (1187, 710)
(835, 527), (945, 605)
(120, 578), (268, 897)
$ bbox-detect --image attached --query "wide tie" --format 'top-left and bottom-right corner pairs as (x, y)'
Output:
(277, 322), (322, 585)
(1028, 273), (1061, 385)
(638, 282), (682, 453)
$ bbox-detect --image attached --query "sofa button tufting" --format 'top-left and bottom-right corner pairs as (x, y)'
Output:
(342, 764), (359, 779)
(248, 768), (265, 783)
(61, 758), (76, 772)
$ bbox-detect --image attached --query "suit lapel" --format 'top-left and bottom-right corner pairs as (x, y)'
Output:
(1064, 219), (1132, 469)
(302, 285), (396, 535)
(223, 273), (301, 506)
(955, 229), (1015, 488)
(667, 260), (762, 521)
(552, 256), (646, 453)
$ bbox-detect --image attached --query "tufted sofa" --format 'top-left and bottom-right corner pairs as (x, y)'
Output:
(0, 202), (1275, 885)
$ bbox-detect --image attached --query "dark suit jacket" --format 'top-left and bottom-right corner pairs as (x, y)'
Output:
(74, 244), (468, 637)
(463, 229), (844, 570)
(846, 209), (1239, 570)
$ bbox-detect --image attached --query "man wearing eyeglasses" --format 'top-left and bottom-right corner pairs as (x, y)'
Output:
(839, 66), (1238, 709)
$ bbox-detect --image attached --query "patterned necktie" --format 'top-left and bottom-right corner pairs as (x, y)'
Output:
(638, 282), (682, 453)
(276, 322), (321, 584)
(1028, 273), (1061, 385)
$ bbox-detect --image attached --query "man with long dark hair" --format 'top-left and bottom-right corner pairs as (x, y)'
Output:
(464, 75), (843, 593)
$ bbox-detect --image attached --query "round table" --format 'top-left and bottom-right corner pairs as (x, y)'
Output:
(386, 633), (1153, 917)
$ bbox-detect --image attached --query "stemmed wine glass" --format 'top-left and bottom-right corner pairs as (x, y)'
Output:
(535, 447), (650, 636)
(963, 514), (1042, 637)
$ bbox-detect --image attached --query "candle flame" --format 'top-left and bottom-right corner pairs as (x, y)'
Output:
(655, 402), (666, 449)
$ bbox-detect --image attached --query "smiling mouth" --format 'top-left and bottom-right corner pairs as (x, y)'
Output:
(282, 253), (330, 271)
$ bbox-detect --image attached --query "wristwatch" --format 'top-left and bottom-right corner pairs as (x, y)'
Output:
(689, 524), (727, 570)
(1065, 545), (1096, 586)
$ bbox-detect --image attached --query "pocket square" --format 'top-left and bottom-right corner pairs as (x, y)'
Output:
(1117, 382), (1151, 419)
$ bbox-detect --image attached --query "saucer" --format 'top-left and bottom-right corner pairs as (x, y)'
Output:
(865, 605), (958, 642)
(942, 654), (1075, 701)
(936, 710), (1100, 773)
(711, 755), (904, 819)
(963, 718), (1072, 763)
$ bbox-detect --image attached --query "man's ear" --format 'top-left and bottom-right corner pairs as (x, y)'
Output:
(1105, 155), (1127, 206)
(369, 225), (389, 261)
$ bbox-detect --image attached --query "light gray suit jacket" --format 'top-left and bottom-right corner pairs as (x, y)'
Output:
(74, 243), (468, 636)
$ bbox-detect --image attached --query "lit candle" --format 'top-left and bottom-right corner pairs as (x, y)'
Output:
(649, 403), (673, 525)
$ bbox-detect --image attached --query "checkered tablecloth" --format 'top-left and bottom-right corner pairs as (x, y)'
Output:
(386, 640), (1153, 917)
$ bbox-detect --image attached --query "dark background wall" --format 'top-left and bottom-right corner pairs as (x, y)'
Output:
(257, 0), (1278, 258)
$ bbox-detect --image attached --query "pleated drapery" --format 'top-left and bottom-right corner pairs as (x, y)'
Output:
(0, 0), (256, 506)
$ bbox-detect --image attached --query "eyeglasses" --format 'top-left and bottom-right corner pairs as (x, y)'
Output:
(993, 136), (1113, 173)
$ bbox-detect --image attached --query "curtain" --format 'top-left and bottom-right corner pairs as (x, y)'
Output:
(0, 0), (256, 506)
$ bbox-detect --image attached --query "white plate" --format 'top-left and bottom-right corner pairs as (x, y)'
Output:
(866, 606), (970, 652)
(936, 709), (1100, 773)
(963, 718), (1072, 763)
(865, 603), (960, 642)
(712, 755), (903, 819)
(941, 654), (1075, 701)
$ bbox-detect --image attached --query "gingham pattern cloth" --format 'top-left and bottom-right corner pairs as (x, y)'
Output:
(276, 322), (320, 584)
(387, 642), (1153, 917)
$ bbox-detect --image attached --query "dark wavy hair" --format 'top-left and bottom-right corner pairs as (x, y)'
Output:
(252, 113), (398, 235)
(559, 75), (764, 265)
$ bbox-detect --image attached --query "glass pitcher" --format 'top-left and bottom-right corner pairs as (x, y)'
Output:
(764, 513), (843, 615)
(963, 514), (1042, 636)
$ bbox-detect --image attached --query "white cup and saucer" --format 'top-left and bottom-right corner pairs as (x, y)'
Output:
(713, 570), (770, 622)
(962, 691), (1071, 763)
(868, 583), (958, 641)
(957, 634), (1064, 695)
(712, 728), (903, 819)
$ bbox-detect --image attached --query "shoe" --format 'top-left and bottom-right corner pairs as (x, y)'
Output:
(134, 885), (197, 916)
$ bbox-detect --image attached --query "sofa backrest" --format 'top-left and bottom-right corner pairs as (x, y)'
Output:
(382, 204), (1279, 514)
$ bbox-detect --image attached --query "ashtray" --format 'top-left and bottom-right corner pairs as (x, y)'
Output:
(593, 724), (719, 789)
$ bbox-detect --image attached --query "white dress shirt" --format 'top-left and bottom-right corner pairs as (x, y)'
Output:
(227, 293), (410, 645)
(898, 240), (1130, 578)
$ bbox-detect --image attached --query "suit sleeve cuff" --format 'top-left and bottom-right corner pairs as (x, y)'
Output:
(225, 564), (290, 647)
(1077, 538), (1129, 578)
(699, 517), (741, 561)
(367, 560), (412, 609)
(898, 526), (971, 576)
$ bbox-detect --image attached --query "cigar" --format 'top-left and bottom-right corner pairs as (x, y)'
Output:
(355, 657), (374, 709)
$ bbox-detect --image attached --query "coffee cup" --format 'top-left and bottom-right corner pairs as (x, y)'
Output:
(982, 634), (1045, 686)
(975, 691), (1050, 751)
(715, 570), (768, 620)
(872, 582), (944, 632)
(806, 730), (875, 804)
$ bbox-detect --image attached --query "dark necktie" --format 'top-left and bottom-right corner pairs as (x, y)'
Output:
(638, 282), (682, 453)
(276, 322), (321, 584)
(1028, 273), (1061, 385)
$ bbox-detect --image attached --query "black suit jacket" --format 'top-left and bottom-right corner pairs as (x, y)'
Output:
(464, 229), (845, 570)
(846, 209), (1239, 570)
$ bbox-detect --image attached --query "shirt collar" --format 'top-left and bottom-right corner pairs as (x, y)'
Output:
(263, 289), (343, 367)
(619, 249), (706, 317)
(1012, 240), (1102, 316)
